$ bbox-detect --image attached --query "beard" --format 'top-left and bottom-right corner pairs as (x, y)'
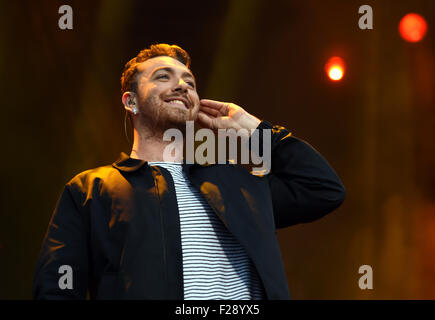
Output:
(138, 93), (197, 136)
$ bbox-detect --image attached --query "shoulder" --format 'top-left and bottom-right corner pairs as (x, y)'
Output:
(65, 164), (121, 194)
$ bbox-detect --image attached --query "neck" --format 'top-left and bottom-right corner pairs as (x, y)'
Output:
(130, 126), (184, 162)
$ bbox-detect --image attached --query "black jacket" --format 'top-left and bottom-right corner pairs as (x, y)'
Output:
(32, 121), (346, 300)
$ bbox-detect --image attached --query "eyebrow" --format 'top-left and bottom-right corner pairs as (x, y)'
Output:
(151, 67), (196, 83)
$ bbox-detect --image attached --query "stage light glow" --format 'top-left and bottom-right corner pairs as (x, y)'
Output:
(399, 13), (428, 42)
(329, 67), (343, 81)
(325, 57), (345, 81)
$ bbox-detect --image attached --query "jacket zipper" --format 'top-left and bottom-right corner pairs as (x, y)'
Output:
(153, 168), (168, 288)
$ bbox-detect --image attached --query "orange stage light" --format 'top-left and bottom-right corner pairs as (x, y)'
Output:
(399, 13), (428, 42)
(325, 56), (345, 81)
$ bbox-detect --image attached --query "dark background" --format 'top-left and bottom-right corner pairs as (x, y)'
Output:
(0, 0), (434, 299)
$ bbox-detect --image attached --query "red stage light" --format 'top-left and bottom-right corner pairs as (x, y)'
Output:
(325, 56), (345, 81)
(399, 13), (428, 42)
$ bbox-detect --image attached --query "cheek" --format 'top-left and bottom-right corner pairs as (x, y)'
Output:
(191, 92), (200, 106)
(136, 84), (151, 100)
(138, 83), (164, 98)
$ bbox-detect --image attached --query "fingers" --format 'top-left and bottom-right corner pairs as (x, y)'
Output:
(200, 105), (221, 117)
(200, 99), (229, 115)
(197, 111), (215, 129)
(200, 99), (225, 107)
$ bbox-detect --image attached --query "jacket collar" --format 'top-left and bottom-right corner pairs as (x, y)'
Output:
(112, 152), (146, 172)
(112, 152), (210, 173)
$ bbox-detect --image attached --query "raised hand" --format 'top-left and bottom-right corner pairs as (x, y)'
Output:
(197, 99), (261, 133)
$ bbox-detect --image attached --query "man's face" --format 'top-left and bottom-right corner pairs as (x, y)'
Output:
(134, 56), (200, 132)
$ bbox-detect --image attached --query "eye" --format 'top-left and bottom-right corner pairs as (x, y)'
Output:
(187, 81), (195, 88)
(157, 74), (169, 80)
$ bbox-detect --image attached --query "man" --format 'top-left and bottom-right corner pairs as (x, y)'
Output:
(33, 44), (346, 300)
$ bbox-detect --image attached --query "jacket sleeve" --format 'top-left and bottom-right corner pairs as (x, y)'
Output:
(255, 120), (346, 228)
(32, 182), (89, 299)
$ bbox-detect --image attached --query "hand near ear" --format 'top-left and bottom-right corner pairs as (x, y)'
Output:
(197, 99), (261, 133)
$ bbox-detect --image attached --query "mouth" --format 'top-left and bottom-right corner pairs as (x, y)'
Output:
(164, 97), (189, 109)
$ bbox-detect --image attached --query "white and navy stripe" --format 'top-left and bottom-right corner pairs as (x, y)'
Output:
(148, 162), (265, 300)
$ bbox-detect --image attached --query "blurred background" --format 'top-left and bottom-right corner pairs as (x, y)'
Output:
(0, 0), (434, 299)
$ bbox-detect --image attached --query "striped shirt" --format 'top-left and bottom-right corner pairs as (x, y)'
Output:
(148, 161), (265, 300)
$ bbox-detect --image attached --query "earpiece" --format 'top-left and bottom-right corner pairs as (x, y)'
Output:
(128, 99), (137, 115)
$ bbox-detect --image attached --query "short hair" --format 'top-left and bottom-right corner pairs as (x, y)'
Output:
(120, 43), (191, 94)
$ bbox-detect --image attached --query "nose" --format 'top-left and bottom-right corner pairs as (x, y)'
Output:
(173, 78), (189, 93)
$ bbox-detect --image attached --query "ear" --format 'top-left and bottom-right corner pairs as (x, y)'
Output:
(122, 92), (137, 114)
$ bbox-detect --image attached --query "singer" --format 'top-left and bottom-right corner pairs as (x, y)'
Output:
(33, 43), (346, 300)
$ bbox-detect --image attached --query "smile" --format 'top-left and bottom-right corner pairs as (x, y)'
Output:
(165, 98), (189, 109)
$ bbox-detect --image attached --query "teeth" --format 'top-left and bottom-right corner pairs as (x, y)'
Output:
(167, 99), (186, 107)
